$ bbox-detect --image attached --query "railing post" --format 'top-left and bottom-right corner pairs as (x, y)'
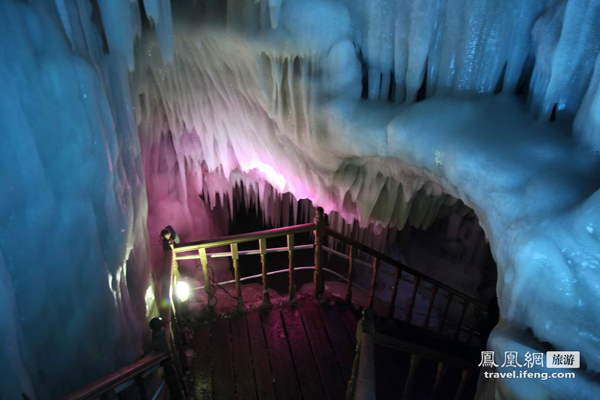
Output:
(346, 307), (375, 400)
(160, 228), (184, 333)
(454, 370), (472, 400)
(454, 300), (469, 341)
(406, 276), (420, 324)
(467, 306), (481, 345)
(367, 258), (379, 308)
(438, 292), (454, 334)
(198, 248), (215, 314)
(430, 362), (448, 399)
(401, 354), (422, 400)
(260, 238), (272, 309)
(387, 268), (401, 318)
(423, 285), (438, 330)
(314, 206), (326, 299)
(345, 245), (356, 305)
(287, 234), (296, 303)
(230, 243), (244, 312)
(150, 318), (185, 400)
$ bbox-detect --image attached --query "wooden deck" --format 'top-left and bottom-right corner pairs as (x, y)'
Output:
(190, 296), (358, 400)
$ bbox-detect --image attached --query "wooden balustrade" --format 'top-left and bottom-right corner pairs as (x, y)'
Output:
(66, 207), (489, 400)
(63, 318), (186, 400)
(313, 207), (326, 298)
(163, 207), (488, 346)
(324, 226), (488, 345)
(345, 245), (356, 304)
(367, 257), (379, 308)
(287, 234), (296, 302)
(348, 306), (478, 400)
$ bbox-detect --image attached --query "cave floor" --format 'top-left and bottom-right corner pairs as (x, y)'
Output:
(188, 296), (358, 400)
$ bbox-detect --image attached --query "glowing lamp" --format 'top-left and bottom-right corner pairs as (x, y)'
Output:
(176, 280), (191, 302)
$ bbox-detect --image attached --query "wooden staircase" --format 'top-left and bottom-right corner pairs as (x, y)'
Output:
(63, 206), (491, 399)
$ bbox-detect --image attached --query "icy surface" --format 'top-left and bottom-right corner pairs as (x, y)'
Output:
(0, 0), (151, 398)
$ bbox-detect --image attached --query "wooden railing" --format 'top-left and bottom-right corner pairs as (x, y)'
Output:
(325, 227), (489, 345)
(62, 318), (185, 400)
(167, 206), (489, 344)
(347, 308), (477, 400)
(64, 238), (187, 400)
(172, 220), (321, 311)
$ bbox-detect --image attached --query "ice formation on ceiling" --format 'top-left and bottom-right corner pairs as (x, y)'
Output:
(1, 0), (599, 398)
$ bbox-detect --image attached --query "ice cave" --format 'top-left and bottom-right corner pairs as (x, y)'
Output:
(1, 0), (599, 399)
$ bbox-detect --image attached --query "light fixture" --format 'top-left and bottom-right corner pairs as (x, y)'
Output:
(175, 280), (191, 302)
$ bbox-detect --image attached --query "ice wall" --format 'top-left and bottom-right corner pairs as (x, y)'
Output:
(133, 1), (600, 398)
(0, 0), (152, 398)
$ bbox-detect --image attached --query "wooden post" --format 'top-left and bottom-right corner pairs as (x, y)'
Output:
(430, 362), (448, 400)
(230, 243), (244, 312)
(438, 292), (454, 334)
(467, 307), (481, 345)
(260, 238), (272, 308)
(401, 354), (422, 400)
(346, 307), (375, 400)
(367, 258), (380, 308)
(423, 285), (438, 330)
(198, 248), (214, 313)
(453, 370), (472, 400)
(406, 276), (420, 324)
(345, 246), (356, 305)
(387, 268), (401, 318)
(314, 206), (326, 299)
(454, 300), (469, 341)
(150, 318), (185, 400)
(287, 234), (296, 303)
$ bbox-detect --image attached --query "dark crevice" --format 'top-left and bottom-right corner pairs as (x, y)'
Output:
(515, 54), (535, 98)
(90, 0), (109, 54)
(494, 62), (507, 94)
(415, 59), (428, 103)
(550, 103), (557, 122)
(388, 72), (395, 102)
(356, 46), (369, 99)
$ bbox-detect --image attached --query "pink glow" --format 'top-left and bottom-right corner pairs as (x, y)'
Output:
(247, 160), (286, 191)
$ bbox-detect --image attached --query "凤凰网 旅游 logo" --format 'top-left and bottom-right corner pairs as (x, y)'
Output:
(478, 350), (580, 369)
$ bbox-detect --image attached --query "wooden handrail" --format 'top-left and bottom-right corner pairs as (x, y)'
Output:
(167, 208), (489, 346)
(348, 308), (477, 400)
(175, 243), (314, 260)
(373, 333), (477, 371)
(62, 352), (168, 400)
(325, 227), (487, 309)
(173, 223), (316, 253)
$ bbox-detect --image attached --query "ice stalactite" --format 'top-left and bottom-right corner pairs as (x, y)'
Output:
(575, 53), (600, 151)
(142, 0), (175, 63)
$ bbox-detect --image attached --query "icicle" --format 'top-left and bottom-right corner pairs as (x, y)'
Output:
(268, 0), (282, 29)
(54, 0), (74, 50)
(97, 1), (136, 71)
(143, 0), (174, 63)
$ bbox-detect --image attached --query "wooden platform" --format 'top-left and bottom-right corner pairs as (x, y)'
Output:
(190, 296), (358, 400)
